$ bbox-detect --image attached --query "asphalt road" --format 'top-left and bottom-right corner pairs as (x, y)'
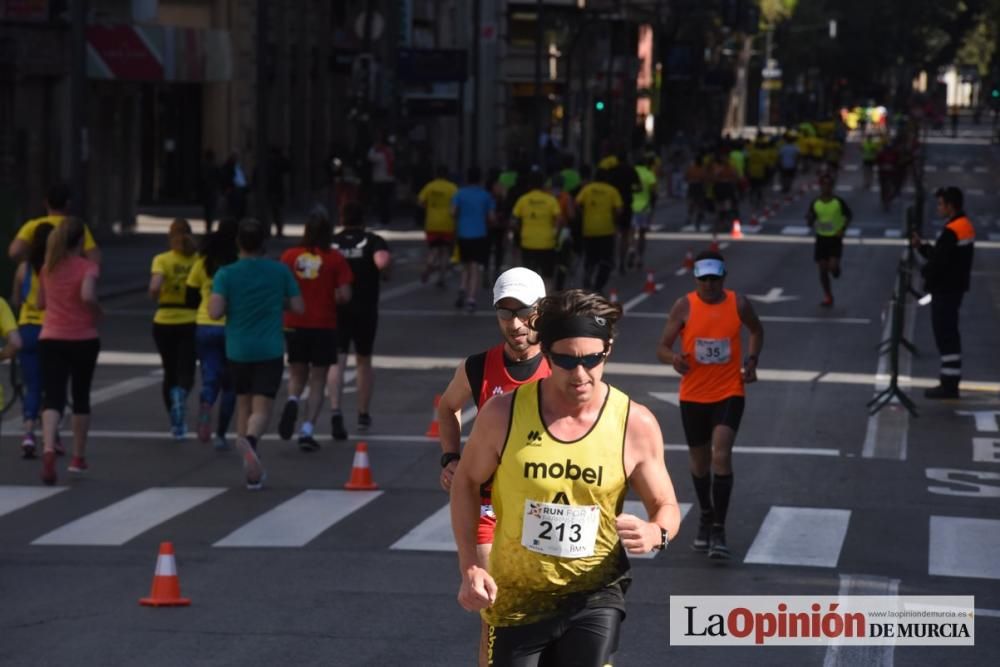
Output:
(1, 131), (999, 667)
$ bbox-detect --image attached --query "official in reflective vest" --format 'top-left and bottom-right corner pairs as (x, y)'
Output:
(912, 186), (975, 399)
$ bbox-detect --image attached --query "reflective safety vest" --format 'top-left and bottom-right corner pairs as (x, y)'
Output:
(812, 198), (847, 237)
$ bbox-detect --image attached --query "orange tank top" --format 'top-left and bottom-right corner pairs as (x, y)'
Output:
(679, 289), (744, 403)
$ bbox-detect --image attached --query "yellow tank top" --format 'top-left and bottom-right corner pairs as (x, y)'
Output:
(151, 250), (197, 325)
(484, 381), (630, 627)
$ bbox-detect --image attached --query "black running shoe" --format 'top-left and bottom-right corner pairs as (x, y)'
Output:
(278, 400), (298, 441)
(357, 413), (372, 433)
(331, 413), (348, 441)
(297, 435), (320, 452)
(708, 525), (732, 560)
(692, 512), (712, 552)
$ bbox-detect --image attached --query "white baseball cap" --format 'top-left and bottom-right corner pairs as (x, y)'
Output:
(493, 267), (546, 306)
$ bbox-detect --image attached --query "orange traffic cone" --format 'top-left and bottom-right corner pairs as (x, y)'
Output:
(643, 270), (656, 294)
(609, 288), (619, 304)
(426, 395), (441, 438)
(682, 249), (695, 271)
(345, 442), (378, 490)
(139, 542), (191, 607)
(730, 219), (744, 239)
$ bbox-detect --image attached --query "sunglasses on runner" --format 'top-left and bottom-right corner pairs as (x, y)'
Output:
(548, 351), (608, 370)
(495, 305), (536, 321)
(695, 275), (722, 282)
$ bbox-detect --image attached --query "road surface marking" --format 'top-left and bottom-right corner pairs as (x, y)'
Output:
(0, 486), (66, 519)
(967, 188), (986, 196)
(32, 487), (226, 546)
(884, 229), (902, 238)
(823, 574), (899, 667)
(947, 165), (963, 173)
(214, 490), (382, 547)
(929, 516), (1000, 580)
(744, 506), (851, 568)
(974, 166), (988, 174)
(781, 225), (811, 236)
(390, 504), (456, 551)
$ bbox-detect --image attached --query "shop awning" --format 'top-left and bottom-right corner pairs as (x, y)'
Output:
(87, 24), (232, 82)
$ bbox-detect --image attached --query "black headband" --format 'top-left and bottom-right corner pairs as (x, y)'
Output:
(537, 315), (612, 348)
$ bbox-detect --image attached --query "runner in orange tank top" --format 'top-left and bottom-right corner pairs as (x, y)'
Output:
(656, 250), (764, 560)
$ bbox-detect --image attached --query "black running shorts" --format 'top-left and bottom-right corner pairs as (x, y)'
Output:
(458, 237), (489, 265)
(520, 249), (556, 278)
(336, 308), (378, 357)
(814, 235), (844, 261)
(680, 396), (745, 446)
(230, 357), (284, 398)
(488, 607), (623, 667)
(285, 328), (338, 366)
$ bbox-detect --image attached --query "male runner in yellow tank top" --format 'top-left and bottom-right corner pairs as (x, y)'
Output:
(451, 289), (681, 666)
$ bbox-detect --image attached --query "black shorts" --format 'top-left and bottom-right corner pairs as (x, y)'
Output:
(680, 396), (745, 446)
(488, 607), (624, 667)
(582, 235), (615, 268)
(229, 357), (284, 398)
(458, 237), (489, 265)
(814, 235), (844, 261)
(285, 328), (338, 366)
(520, 248), (556, 278)
(687, 183), (705, 202)
(337, 308), (378, 356)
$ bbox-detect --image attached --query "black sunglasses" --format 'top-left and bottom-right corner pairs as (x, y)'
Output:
(496, 305), (536, 321)
(695, 275), (722, 282)
(548, 351), (608, 370)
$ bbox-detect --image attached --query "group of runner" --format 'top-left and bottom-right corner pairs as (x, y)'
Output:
(415, 150), (660, 305)
(3, 187), (391, 489)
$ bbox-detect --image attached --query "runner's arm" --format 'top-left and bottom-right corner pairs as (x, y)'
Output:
(80, 272), (102, 319)
(11, 263), (25, 309)
(451, 394), (507, 609)
(7, 238), (28, 263)
(438, 361), (474, 491)
(335, 284), (352, 305)
(618, 402), (681, 552)
(286, 294), (305, 315)
(148, 272), (164, 300)
(737, 294), (764, 382)
(655, 297), (688, 368)
(207, 294), (226, 320)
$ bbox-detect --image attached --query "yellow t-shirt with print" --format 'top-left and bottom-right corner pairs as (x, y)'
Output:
(418, 178), (459, 233)
(513, 190), (561, 250)
(575, 182), (622, 237)
(16, 215), (97, 252)
(150, 250), (197, 325)
(0, 297), (17, 408)
(185, 257), (225, 326)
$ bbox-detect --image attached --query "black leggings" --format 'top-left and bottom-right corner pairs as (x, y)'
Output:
(152, 322), (197, 411)
(40, 338), (100, 415)
(488, 607), (623, 667)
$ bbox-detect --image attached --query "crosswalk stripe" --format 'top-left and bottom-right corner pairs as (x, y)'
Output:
(974, 166), (988, 174)
(928, 516), (1000, 580)
(845, 228), (861, 238)
(0, 486), (66, 519)
(32, 487), (226, 546)
(835, 185), (854, 192)
(925, 165), (939, 172)
(884, 229), (902, 238)
(967, 188), (985, 196)
(947, 165), (962, 173)
(213, 490), (382, 548)
(781, 225), (810, 236)
(390, 503), (454, 551)
(625, 500), (691, 560)
(744, 506), (851, 568)
(844, 164), (859, 171)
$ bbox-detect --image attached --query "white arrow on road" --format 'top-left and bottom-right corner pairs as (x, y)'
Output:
(649, 391), (680, 407)
(747, 287), (799, 304)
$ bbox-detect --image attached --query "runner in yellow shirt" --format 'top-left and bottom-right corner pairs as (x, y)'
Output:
(149, 219), (198, 439)
(418, 165), (459, 287)
(8, 184), (100, 264)
(512, 172), (563, 288)
(0, 297), (23, 416)
(575, 170), (622, 292)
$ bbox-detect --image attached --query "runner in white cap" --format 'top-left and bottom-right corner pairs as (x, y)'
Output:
(438, 267), (551, 667)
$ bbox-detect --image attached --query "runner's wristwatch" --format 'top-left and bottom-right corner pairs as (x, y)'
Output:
(440, 453), (461, 468)
(653, 527), (669, 551)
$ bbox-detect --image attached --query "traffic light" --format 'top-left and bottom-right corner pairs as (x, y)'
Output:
(992, 88), (999, 100)
(595, 99), (606, 111)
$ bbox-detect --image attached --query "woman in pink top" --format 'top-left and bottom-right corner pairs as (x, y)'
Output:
(37, 217), (101, 485)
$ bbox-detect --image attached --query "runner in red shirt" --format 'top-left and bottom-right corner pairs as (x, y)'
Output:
(277, 210), (353, 450)
(437, 267), (550, 667)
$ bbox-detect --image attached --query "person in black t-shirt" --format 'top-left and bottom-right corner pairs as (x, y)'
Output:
(328, 202), (392, 438)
